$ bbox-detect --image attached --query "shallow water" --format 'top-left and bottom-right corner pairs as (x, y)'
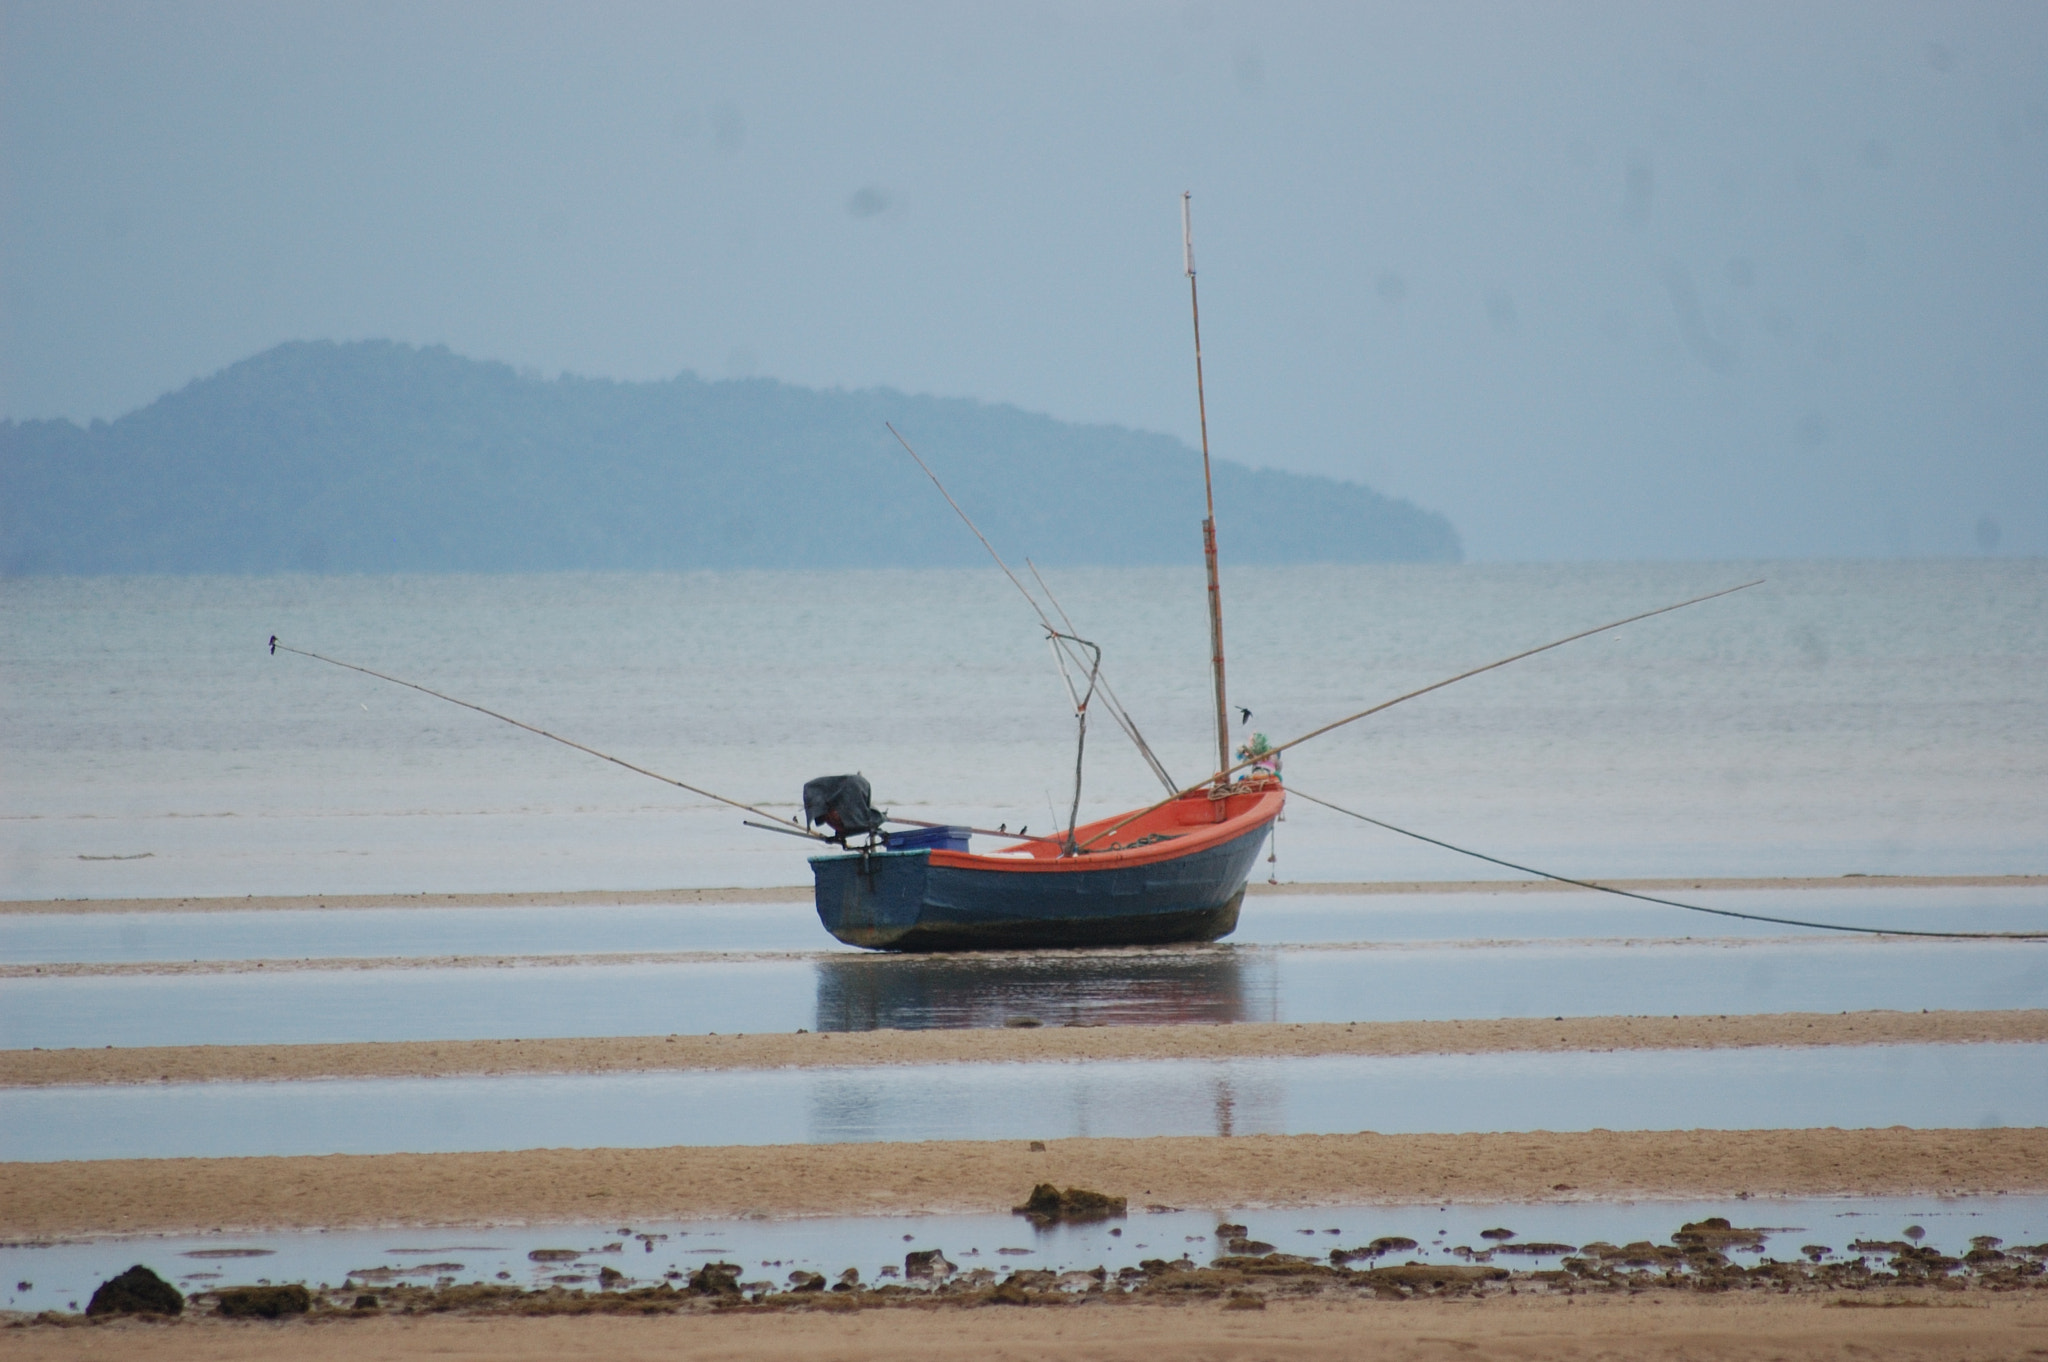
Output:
(5, 1193), (2044, 1317)
(4, 1043), (2038, 1162)
(5, 887), (2045, 965)
(5, 935), (2042, 1049)
(0, 901), (842, 965)
(7, 1194), (2043, 1317)
(7, 562), (2045, 900)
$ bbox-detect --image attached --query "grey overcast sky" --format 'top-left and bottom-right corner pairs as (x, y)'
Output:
(3, 1), (2044, 560)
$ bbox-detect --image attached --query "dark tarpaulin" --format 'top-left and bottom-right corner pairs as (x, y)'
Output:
(803, 774), (887, 841)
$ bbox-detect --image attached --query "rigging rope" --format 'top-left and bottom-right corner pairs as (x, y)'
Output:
(887, 423), (1180, 795)
(1027, 557), (1178, 792)
(1286, 785), (2048, 942)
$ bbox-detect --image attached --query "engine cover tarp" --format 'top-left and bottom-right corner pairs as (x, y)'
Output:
(803, 774), (887, 841)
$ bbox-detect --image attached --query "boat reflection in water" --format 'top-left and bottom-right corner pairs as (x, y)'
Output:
(811, 946), (1272, 1032)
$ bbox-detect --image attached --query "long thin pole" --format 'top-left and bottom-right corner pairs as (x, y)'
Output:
(268, 636), (829, 838)
(273, 635), (1072, 847)
(1074, 579), (1762, 852)
(1184, 192), (1231, 785)
(1244, 578), (1762, 770)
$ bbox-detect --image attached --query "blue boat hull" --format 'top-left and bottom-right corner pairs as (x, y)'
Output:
(809, 818), (1272, 951)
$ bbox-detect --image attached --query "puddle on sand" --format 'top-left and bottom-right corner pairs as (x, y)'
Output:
(5, 1195), (2045, 1318)
(6, 935), (2045, 1049)
(4, 1043), (2041, 1163)
(7, 887), (2043, 966)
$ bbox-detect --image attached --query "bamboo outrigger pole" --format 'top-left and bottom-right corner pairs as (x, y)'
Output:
(268, 636), (827, 835)
(1075, 579), (1763, 853)
(1183, 192), (1232, 786)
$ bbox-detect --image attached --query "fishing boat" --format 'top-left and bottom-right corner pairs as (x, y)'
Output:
(804, 195), (1282, 952)
(270, 206), (1785, 954)
(808, 781), (1283, 951)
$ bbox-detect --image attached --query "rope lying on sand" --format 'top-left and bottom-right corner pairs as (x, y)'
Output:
(1287, 786), (2048, 942)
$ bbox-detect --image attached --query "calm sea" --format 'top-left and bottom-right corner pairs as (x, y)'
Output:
(3, 560), (2042, 899)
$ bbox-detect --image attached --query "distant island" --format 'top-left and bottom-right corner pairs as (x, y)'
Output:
(1, 341), (1460, 574)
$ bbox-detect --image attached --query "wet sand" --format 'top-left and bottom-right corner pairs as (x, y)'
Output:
(6, 1127), (2043, 1238)
(8, 1009), (2043, 1087)
(4, 1295), (2044, 1361)
(6, 874), (2040, 914)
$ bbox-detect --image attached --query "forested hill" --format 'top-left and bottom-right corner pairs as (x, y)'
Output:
(1, 341), (1460, 574)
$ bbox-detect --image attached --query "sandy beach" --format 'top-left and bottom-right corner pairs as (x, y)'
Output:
(6, 1009), (2043, 1087)
(6, 873), (2039, 914)
(6, 1294), (2046, 1361)
(10, 881), (2045, 1355)
(7, 1127), (2043, 1238)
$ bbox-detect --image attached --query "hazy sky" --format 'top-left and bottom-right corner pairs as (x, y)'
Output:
(4, 1), (2043, 560)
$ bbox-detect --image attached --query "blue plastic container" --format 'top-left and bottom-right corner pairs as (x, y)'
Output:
(884, 825), (972, 853)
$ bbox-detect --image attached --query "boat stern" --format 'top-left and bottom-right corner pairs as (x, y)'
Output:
(809, 849), (933, 949)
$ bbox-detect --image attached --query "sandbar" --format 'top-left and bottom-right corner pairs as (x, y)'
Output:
(5, 873), (2039, 914)
(7, 1009), (2043, 1088)
(5, 1127), (2043, 1238)
(5, 1294), (2046, 1361)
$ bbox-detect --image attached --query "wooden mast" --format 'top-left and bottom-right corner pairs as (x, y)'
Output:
(1183, 192), (1232, 786)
